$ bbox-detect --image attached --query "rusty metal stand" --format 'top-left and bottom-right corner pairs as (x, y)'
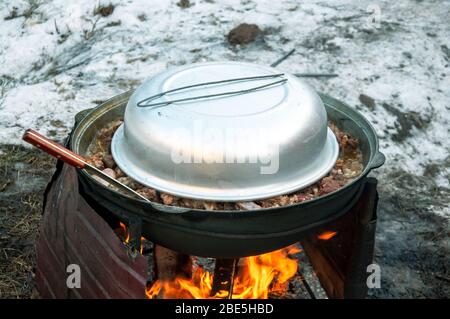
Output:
(300, 177), (378, 298)
(210, 259), (239, 298)
(149, 178), (379, 299)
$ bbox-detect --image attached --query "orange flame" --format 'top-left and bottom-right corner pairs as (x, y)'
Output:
(140, 236), (145, 254)
(117, 223), (146, 253)
(146, 245), (300, 299)
(119, 222), (130, 244)
(317, 231), (337, 240)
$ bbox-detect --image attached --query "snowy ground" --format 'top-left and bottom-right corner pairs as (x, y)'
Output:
(0, 0), (449, 298)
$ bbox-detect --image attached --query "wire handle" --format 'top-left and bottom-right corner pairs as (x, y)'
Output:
(137, 73), (287, 108)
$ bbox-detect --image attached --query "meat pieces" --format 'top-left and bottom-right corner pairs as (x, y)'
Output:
(86, 119), (364, 210)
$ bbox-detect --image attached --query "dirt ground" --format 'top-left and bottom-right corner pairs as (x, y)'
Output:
(369, 171), (449, 298)
(0, 145), (55, 298)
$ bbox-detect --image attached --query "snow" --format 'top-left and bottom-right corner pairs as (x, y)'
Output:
(0, 0), (449, 192)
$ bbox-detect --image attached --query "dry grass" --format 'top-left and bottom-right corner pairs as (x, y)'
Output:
(4, 0), (43, 21)
(0, 145), (55, 298)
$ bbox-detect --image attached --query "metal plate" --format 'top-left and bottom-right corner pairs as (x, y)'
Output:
(111, 62), (339, 201)
(112, 125), (338, 201)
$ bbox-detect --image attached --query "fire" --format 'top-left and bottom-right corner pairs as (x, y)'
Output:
(118, 222), (130, 244)
(146, 245), (300, 299)
(117, 222), (145, 253)
(317, 231), (337, 240)
(116, 221), (301, 299)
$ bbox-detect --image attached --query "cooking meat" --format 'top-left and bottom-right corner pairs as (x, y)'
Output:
(87, 119), (364, 210)
(86, 152), (105, 170)
(102, 168), (116, 179)
(102, 154), (116, 169)
(136, 187), (159, 202)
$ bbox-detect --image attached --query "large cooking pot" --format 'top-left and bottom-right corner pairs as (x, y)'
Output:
(71, 90), (385, 258)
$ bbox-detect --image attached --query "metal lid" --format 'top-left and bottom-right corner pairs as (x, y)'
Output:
(111, 62), (338, 201)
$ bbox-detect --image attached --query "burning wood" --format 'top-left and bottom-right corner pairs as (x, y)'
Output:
(153, 245), (192, 282)
(115, 222), (147, 254)
(145, 245), (300, 299)
(117, 222), (130, 244)
(210, 259), (239, 298)
(115, 221), (303, 299)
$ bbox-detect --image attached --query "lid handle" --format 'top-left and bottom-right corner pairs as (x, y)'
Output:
(137, 74), (287, 108)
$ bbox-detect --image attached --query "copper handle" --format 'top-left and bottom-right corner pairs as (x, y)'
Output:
(22, 129), (87, 169)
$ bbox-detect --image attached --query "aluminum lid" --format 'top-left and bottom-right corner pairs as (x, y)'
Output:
(111, 61), (339, 201)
